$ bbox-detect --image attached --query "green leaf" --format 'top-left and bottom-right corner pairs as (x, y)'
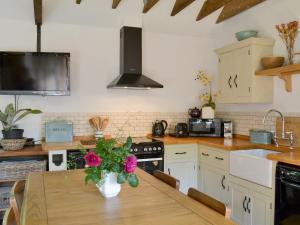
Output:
(123, 136), (132, 150)
(14, 109), (42, 123)
(117, 172), (127, 184)
(127, 173), (139, 187)
(85, 174), (93, 184)
(5, 104), (15, 115)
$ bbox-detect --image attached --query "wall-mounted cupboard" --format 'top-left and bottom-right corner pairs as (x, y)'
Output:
(215, 38), (275, 103)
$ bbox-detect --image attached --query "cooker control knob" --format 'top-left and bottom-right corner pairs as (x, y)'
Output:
(149, 148), (152, 151)
(144, 148), (148, 152)
(134, 148), (138, 152)
(130, 149), (133, 152)
(158, 147), (162, 151)
(153, 147), (157, 151)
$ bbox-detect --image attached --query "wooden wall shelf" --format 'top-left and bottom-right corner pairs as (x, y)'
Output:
(255, 64), (300, 92)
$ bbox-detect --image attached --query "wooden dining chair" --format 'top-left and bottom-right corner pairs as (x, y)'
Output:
(2, 208), (17, 225)
(187, 187), (231, 219)
(153, 170), (180, 190)
(10, 180), (26, 225)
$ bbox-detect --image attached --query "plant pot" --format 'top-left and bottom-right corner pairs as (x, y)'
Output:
(2, 129), (24, 139)
(96, 172), (121, 198)
(201, 107), (215, 119)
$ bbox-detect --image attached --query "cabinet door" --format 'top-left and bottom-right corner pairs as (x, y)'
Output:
(234, 47), (252, 98)
(230, 182), (249, 225)
(219, 51), (234, 99)
(248, 191), (272, 225)
(202, 165), (228, 203)
(165, 161), (197, 194)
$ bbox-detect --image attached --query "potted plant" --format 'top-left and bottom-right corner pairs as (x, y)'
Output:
(83, 137), (139, 198)
(195, 71), (219, 119)
(0, 103), (42, 139)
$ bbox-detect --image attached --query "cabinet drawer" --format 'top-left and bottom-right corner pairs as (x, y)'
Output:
(199, 146), (229, 171)
(165, 144), (197, 161)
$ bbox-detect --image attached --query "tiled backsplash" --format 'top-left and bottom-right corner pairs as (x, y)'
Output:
(41, 112), (188, 138)
(41, 111), (299, 138)
(216, 112), (277, 136)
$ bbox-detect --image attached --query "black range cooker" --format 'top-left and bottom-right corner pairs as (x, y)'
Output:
(129, 137), (164, 175)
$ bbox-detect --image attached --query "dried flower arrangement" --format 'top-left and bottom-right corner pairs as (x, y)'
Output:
(276, 21), (299, 65)
(195, 71), (219, 109)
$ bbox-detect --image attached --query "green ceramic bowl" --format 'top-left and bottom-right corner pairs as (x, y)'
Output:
(235, 30), (258, 41)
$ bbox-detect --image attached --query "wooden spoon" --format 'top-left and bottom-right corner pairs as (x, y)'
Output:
(101, 118), (109, 131)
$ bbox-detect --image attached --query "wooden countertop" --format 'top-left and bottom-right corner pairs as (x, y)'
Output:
(267, 152), (300, 167)
(148, 134), (300, 152)
(0, 145), (47, 158)
(21, 168), (236, 225)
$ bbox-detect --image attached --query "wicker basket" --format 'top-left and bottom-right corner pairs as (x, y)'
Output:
(0, 160), (47, 181)
(1, 139), (26, 151)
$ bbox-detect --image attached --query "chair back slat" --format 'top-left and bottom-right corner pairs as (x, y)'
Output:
(3, 208), (17, 225)
(188, 188), (231, 219)
(153, 170), (180, 190)
(10, 180), (25, 225)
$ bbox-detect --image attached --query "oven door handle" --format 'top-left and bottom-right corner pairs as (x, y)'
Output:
(137, 158), (163, 162)
(281, 179), (300, 189)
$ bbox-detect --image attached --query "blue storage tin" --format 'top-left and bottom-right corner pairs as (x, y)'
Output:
(45, 121), (73, 143)
(249, 129), (273, 145)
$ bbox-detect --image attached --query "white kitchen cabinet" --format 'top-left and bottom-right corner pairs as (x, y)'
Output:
(230, 176), (273, 225)
(201, 164), (228, 203)
(164, 144), (198, 193)
(165, 161), (196, 193)
(215, 38), (275, 103)
(198, 145), (230, 204)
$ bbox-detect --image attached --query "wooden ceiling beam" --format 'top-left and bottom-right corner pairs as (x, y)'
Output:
(216, 0), (266, 23)
(143, 0), (160, 13)
(112, 0), (122, 9)
(76, 0), (81, 4)
(171, 0), (196, 16)
(196, 0), (231, 21)
(33, 0), (42, 25)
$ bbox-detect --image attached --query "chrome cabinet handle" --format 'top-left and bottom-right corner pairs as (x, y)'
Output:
(243, 196), (247, 212)
(201, 153), (209, 157)
(221, 175), (226, 190)
(215, 156), (224, 161)
(175, 152), (187, 155)
(228, 76), (232, 88)
(168, 168), (171, 175)
(234, 74), (238, 88)
(247, 197), (251, 213)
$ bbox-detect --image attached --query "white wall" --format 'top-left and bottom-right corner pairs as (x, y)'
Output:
(210, 0), (300, 113)
(0, 19), (214, 139)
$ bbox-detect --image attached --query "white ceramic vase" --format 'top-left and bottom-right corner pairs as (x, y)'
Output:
(96, 172), (121, 198)
(202, 106), (215, 119)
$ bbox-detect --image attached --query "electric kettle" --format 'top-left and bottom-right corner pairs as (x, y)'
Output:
(152, 120), (168, 137)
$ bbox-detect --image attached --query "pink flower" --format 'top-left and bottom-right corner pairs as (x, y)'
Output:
(84, 152), (101, 167)
(124, 155), (137, 173)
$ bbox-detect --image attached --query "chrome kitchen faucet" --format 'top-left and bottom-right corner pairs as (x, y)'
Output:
(263, 109), (294, 149)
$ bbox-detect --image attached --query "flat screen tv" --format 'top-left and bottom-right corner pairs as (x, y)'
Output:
(0, 52), (70, 96)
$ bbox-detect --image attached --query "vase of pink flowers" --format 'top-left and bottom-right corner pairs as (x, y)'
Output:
(83, 137), (139, 198)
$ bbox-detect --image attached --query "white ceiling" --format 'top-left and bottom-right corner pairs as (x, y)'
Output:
(0, 0), (298, 37)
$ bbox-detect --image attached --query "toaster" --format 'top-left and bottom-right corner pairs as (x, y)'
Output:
(169, 123), (188, 138)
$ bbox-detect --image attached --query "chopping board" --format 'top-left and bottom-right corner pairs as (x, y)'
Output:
(276, 117), (300, 147)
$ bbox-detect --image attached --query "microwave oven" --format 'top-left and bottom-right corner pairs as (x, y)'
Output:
(188, 118), (223, 137)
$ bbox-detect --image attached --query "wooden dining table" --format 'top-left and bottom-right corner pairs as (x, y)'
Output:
(21, 168), (237, 225)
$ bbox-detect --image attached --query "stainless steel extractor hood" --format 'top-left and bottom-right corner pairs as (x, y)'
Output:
(107, 26), (163, 89)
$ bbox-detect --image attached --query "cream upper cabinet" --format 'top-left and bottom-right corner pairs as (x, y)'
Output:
(215, 38), (275, 103)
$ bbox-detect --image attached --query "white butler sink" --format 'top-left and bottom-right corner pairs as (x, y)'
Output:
(230, 149), (280, 188)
